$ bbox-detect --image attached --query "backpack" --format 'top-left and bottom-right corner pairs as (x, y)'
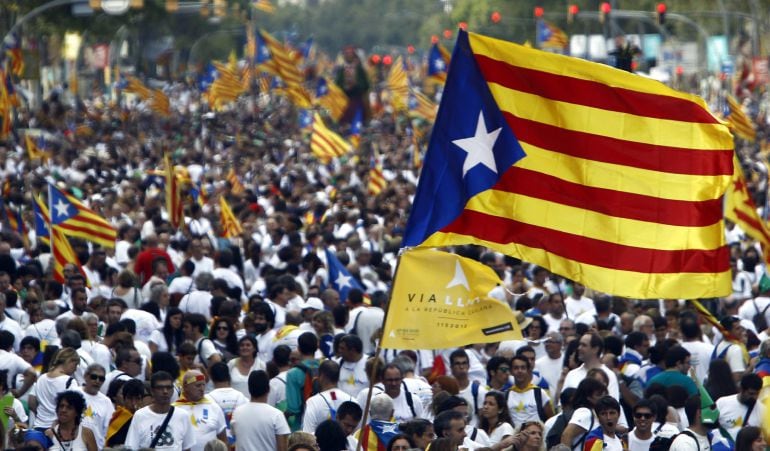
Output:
(545, 410), (571, 449)
(711, 342), (732, 361)
(650, 430), (702, 451)
(504, 386), (547, 423)
(297, 363), (321, 409)
(752, 299), (770, 331)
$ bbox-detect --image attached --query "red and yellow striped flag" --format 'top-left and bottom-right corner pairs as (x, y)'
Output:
(253, 0), (275, 13)
(37, 197), (90, 287)
(219, 196), (243, 238)
(149, 89), (171, 117)
(48, 184), (117, 248)
(386, 56), (409, 112)
(725, 94), (756, 142)
(227, 169), (245, 195)
(367, 153), (386, 196)
(164, 154), (183, 230)
(725, 156), (770, 263)
(404, 31), (734, 299)
(259, 30), (310, 107)
(310, 114), (352, 164)
(25, 133), (49, 162)
(123, 76), (153, 100)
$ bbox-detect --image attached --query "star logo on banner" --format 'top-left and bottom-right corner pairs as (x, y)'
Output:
(54, 199), (70, 219)
(335, 273), (352, 289)
(434, 59), (446, 71)
(446, 260), (470, 291)
(452, 112), (501, 177)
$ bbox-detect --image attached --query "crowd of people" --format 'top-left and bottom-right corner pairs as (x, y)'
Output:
(0, 32), (770, 451)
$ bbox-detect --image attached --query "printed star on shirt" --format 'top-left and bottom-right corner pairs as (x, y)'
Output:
(54, 199), (70, 218)
(335, 273), (352, 289)
(452, 112), (501, 177)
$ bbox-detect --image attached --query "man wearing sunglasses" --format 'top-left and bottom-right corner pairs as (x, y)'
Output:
(628, 399), (655, 451)
(77, 363), (114, 450)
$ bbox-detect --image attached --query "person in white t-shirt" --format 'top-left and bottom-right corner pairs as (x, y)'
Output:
(565, 283), (595, 319)
(205, 363), (248, 447)
(560, 378), (608, 451)
(172, 370), (227, 451)
(584, 396), (624, 451)
(563, 333), (620, 401)
(301, 360), (357, 433)
(628, 399), (657, 451)
(679, 314), (714, 382)
(669, 395), (731, 451)
(336, 334), (368, 397)
(716, 373), (762, 442)
(125, 371), (196, 451)
(75, 363), (115, 450)
(231, 370), (290, 451)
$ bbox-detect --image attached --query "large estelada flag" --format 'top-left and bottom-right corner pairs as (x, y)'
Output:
(403, 31), (734, 299)
(48, 183), (117, 248)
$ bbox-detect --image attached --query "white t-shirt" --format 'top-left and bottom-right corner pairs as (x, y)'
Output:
(126, 405), (196, 451)
(32, 373), (76, 428)
(563, 364), (620, 400)
(101, 369), (135, 395)
(716, 394), (760, 441)
(168, 276), (195, 295)
(121, 309), (161, 343)
(458, 381), (488, 426)
(338, 356), (368, 397)
(506, 386), (551, 425)
(268, 370), (289, 408)
(227, 358), (267, 399)
(0, 317), (23, 351)
(231, 402), (290, 451)
(77, 388), (115, 449)
(0, 349), (30, 389)
(301, 388), (357, 433)
(535, 354), (563, 394)
(179, 291), (214, 320)
(714, 341), (747, 374)
(174, 397), (227, 451)
(628, 429), (655, 451)
(488, 422), (515, 444)
(194, 337), (221, 367)
(24, 319), (59, 347)
(680, 341), (714, 382)
(669, 430), (712, 451)
(565, 296), (595, 319)
(208, 387), (248, 445)
(604, 433), (625, 451)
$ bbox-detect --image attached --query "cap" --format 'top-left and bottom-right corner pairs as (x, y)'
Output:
(302, 297), (324, 311)
(182, 370), (206, 386)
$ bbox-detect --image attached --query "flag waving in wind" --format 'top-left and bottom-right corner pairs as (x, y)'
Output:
(404, 31), (734, 300)
(48, 184), (116, 248)
(325, 249), (365, 303)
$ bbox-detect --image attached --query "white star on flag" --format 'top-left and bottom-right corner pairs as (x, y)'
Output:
(452, 111), (502, 177)
(54, 199), (70, 219)
(335, 273), (352, 289)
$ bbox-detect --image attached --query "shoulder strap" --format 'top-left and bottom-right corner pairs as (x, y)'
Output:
(470, 427), (478, 441)
(149, 406), (175, 449)
(744, 401), (757, 425)
(198, 338), (211, 368)
(65, 376), (75, 389)
(402, 381), (416, 417)
(761, 301), (770, 316)
(471, 380), (480, 415)
(350, 309), (363, 336)
(576, 414), (594, 451)
(679, 430), (701, 451)
(534, 387), (546, 422)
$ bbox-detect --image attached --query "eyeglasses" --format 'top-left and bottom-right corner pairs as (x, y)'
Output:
(497, 367), (511, 373)
(634, 412), (653, 419)
(89, 374), (106, 382)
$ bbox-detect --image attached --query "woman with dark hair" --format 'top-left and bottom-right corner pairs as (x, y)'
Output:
(111, 271), (141, 310)
(525, 315), (548, 358)
(387, 433), (416, 451)
(560, 378), (608, 449)
(148, 306), (184, 354)
(228, 335), (266, 398)
(704, 359), (738, 401)
(398, 418), (434, 450)
(479, 391), (515, 444)
(212, 317), (239, 361)
(735, 426), (766, 451)
(45, 390), (98, 451)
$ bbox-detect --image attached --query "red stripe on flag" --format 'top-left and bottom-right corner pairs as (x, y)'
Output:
(475, 55), (721, 124)
(441, 209), (730, 274)
(505, 114), (734, 176)
(495, 167), (724, 227)
(732, 208), (770, 244)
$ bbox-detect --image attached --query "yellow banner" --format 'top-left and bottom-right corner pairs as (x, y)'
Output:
(381, 249), (523, 349)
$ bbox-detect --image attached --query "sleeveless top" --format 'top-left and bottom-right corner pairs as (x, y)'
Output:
(49, 424), (89, 451)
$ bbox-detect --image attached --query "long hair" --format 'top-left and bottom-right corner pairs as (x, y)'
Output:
(735, 426), (762, 451)
(212, 317), (238, 357)
(572, 378), (607, 410)
(478, 391), (514, 434)
(48, 347), (79, 374)
(517, 421), (546, 451)
(55, 390), (87, 426)
(162, 306), (185, 354)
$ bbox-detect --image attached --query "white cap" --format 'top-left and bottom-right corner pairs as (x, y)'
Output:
(302, 297), (324, 311)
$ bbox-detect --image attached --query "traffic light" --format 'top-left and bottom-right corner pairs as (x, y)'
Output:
(568, 4), (579, 23)
(599, 2), (611, 23)
(656, 3), (667, 24)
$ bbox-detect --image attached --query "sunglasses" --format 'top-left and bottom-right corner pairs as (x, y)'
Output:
(216, 326), (229, 331)
(89, 374), (106, 382)
(634, 412), (653, 419)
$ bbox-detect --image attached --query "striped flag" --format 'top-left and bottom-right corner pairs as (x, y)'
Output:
(25, 133), (49, 162)
(725, 157), (770, 263)
(316, 77), (349, 122)
(36, 196), (90, 286)
(3, 34), (24, 77)
(32, 196), (50, 246)
(227, 169), (246, 195)
(310, 114), (352, 164)
(408, 89), (437, 122)
(259, 30), (311, 106)
(427, 42), (450, 83)
(164, 154), (183, 230)
(408, 124), (423, 170)
(403, 31), (734, 299)
(149, 89), (171, 117)
(537, 21), (569, 50)
(253, 0), (275, 13)
(123, 76), (153, 100)
(725, 94), (756, 142)
(48, 183), (117, 248)
(219, 196), (243, 238)
(207, 62), (246, 109)
(0, 198), (26, 243)
(386, 56), (410, 112)
(367, 153), (386, 196)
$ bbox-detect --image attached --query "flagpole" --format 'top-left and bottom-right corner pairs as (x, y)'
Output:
(354, 247), (409, 451)
(47, 183), (54, 260)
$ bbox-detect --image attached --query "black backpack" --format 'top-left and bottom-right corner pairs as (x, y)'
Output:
(752, 299), (770, 331)
(650, 429), (700, 451)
